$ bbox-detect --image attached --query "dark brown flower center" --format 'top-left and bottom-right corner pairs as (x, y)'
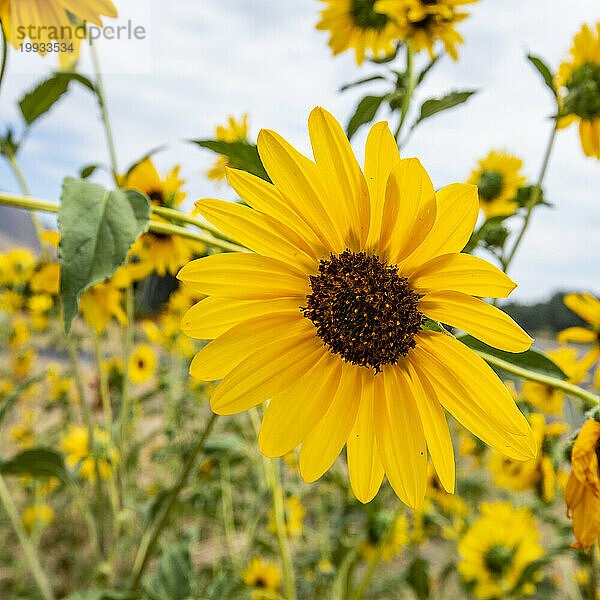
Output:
(302, 250), (423, 373)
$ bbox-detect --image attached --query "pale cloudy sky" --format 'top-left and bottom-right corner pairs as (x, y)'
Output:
(0, 0), (598, 301)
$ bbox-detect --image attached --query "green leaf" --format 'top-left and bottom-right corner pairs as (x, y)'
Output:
(58, 177), (151, 334)
(19, 73), (95, 126)
(340, 74), (387, 92)
(406, 557), (430, 600)
(417, 56), (439, 85)
(527, 54), (557, 98)
(61, 590), (134, 600)
(415, 90), (476, 125)
(80, 165), (100, 179)
(347, 95), (386, 140)
(0, 128), (19, 159)
(144, 544), (192, 600)
(457, 334), (568, 380)
(191, 139), (270, 182)
(0, 376), (44, 427)
(420, 317), (451, 335)
(0, 448), (73, 485)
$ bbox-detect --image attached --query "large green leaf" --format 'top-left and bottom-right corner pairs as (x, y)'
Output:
(144, 544), (193, 600)
(406, 557), (430, 600)
(191, 139), (270, 182)
(347, 95), (387, 139)
(527, 54), (557, 98)
(414, 90), (476, 125)
(0, 448), (73, 485)
(19, 73), (94, 126)
(61, 590), (134, 600)
(58, 177), (151, 334)
(457, 334), (568, 380)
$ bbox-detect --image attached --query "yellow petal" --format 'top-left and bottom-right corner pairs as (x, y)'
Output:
(364, 121), (401, 250)
(189, 312), (306, 381)
(383, 158), (437, 263)
(405, 358), (455, 493)
(225, 167), (326, 258)
(211, 331), (325, 415)
(308, 107), (370, 248)
(177, 253), (309, 299)
(259, 352), (342, 457)
(257, 129), (345, 252)
(299, 364), (362, 482)
(563, 293), (600, 326)
(195, 198), (317, 272)
(411, 339), (536, 460)
(409, 253), (517, 299)
(347, 373), (385, 503)
(375, 365), (427, 508)
(401, 183), (478, 274)
(557, 327), (598, 344)
(418, 290), (534, 352)
(182, 297), (302, 340)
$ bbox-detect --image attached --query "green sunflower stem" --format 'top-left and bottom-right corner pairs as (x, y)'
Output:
(129, 411), (218, 590)
(395, 41), (416, 145)
(0, 474), (55, 600)
(502, 122), (558, 273)
(0, 25), (8, 99)
(475, 348), (600, 406)
(349, 506), (404, 600)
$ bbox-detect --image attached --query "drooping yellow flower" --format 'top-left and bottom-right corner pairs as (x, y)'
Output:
(242, 557), (281, 599)
(523, 347), (590, 415)
(359, 512), (409, 561)
(179, 107), (536, 507)
(0, 0), (117, 56)
(375, 0), (479, 60)
(564, 419), (600, 550)
(9, 317), (30, 347)
(22, 503), (54, 534)
(60, 425), (116, 482)
(468, 151), (526, 219)
(458, 502), (544, 600)
(268, 495), (305, 539)
(556, 24), (600, 159)
(10, 410), (36, 450)
(316, 0), (401, 65)
(129, 344), (157, 384)
(207, 115), (250, 182)
(558, 293), (600, 389)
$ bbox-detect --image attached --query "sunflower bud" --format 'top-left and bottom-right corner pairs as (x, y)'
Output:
(564, 63), (600, 120)
(477, 171), (503, 202)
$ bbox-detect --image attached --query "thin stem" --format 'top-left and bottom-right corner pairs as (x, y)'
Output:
(119, 285), (134, 475)
(394, 41), (415, 144)
(349, 507), (404, 600)
(475, 349), (600, 406)
(220, 458), (242, 573)
(0, 25), (8, 99)
(129, 412), (218, 589)
(151, 205), (236, 244)
(89, 37), (119, 185)
(590, 542), (598, 600)
(0, 474), (55, 600)
(503, 123), (558, 273)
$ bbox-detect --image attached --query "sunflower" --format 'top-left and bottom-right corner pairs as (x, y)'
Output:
(458, 502), (543, 599)
(268, 495), (305, 538)
(0, 0), (117, 57)
(468, 151), (526, 219)
(206, 114), (250, 182)
(316, 0), (401, 65)
(556, 23), (600, 159)
(60, 425), (117, 482)
(242, 557), (281, 600)
(178, 107), (536, 507)
(22, 504), (54, 534)
(557, 293), (600, 389)
(375, 0), (479, 60)
(129, 344), (157, 384)
(358, 512), (409, 561)
(565, 419), (600, 549)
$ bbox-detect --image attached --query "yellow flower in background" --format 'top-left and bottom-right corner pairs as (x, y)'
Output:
(31, 263), (60, 296)
(564, 419), (600, 549)
(523, 347), (589, 415)
(269, 495), (305, 538)
(22, 504), (54, 534)
(458, 502), (544, 600)
(316, 0), (400, 65)
(556, 24), (600, 159)
(0, 289), (24, 313)
(47, 364), (72, 402)
(12, 348), (36, 379)
(242, 557), (281, 599)
(558, 293), (600, 389)
(375, 0), (479, 60)
(129, 344), (157, 384)
(9, 318), (30, 347)
(123, 158), (185, 209)
(359, 512), (409, 561)
(80, 279), (128, 334)
(60, 425), (116, 482)
(10, 410), (36, 450)
(179, 107), (535, 507)
(207, 114), (250, 181)
(468, 151), (526, 219)
(27, 294), (54, 330)
(0, 248), (36, 286)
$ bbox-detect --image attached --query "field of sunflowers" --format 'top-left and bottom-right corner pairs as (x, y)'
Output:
(0, 1), (599, 599)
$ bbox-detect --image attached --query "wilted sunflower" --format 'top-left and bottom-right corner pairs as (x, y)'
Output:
(375, 0), (478, 60)
(316, 0), (401, 65)
(179, 107), (535, 507)
(468, 151), (526, 219)
(206, 114), (250, 182)
(557, 293), (600, 389)
(556, 23), (600, 159)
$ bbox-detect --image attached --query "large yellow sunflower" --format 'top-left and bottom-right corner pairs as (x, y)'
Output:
(556, 23), (600, 159)
(178, 107), (536, 507)
(316, 0), (401, 65)
(375, 0), (478, 60)
(468, 151), (526, 219)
